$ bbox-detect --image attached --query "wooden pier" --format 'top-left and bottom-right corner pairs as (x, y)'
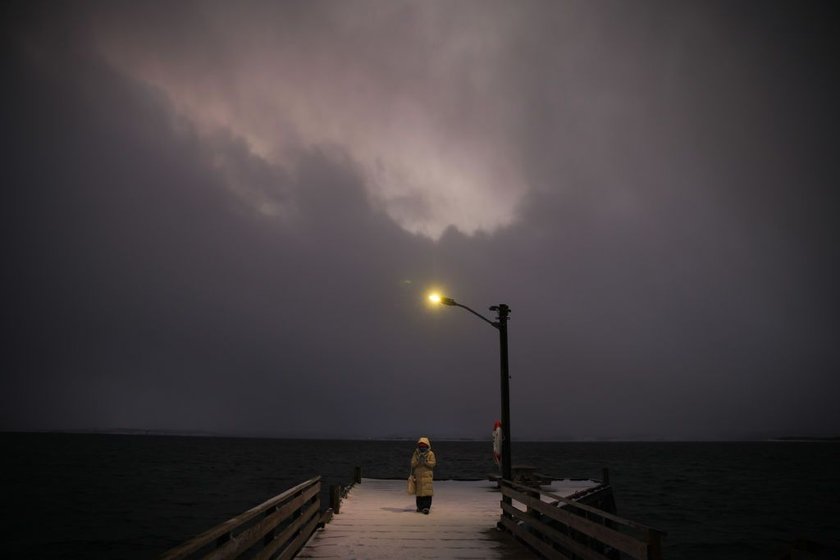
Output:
(297, 478), (596, 558)
(161, 472), (665, 560)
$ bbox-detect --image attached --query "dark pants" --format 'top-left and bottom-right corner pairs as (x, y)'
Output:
(416, 495), (432, 510)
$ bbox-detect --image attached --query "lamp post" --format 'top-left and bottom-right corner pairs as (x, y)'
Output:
(430, 294), (513, 482)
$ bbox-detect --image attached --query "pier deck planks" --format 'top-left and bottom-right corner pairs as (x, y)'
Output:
(297, 478), (597, 559)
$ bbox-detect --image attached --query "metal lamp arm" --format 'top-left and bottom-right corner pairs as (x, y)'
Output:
(452, 302), (499, 329)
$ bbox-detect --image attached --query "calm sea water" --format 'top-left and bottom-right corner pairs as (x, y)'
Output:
(3, 433), (838, 559)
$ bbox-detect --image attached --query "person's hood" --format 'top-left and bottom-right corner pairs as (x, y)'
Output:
(417, 436), (431, 448)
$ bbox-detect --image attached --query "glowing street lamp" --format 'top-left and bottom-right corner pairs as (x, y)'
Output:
(429, 292), (513, 482)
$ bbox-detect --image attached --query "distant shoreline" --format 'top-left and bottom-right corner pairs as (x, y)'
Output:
(2, 429), (839, 442)
(770, 436), (840, 442)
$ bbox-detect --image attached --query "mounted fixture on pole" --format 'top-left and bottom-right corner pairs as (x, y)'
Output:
(428, 293), (513, 482)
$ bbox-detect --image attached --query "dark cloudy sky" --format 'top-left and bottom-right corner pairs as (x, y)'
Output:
(3, 1), (838, 440)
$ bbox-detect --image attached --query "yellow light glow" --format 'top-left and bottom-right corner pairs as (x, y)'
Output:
(428, 292), (442, 304)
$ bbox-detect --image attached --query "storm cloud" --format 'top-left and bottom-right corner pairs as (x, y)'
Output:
(3, 1), (838, 440)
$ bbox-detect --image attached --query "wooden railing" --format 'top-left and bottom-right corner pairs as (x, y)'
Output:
(499, 480), (666, 560)
(160, 477), (322, 560)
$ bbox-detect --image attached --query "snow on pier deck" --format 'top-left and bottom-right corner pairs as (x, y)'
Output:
(297, 478), (599, 559)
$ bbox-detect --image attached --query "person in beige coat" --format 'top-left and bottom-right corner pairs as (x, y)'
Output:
(410, 436), (437, 514)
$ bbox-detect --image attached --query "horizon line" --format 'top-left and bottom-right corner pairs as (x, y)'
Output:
(3, 428), (838, 443)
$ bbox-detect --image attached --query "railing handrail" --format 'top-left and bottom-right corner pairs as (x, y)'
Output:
(161, 476), (321, 560)
(504, 479), (663, 535)
(500, 479), (665, 559)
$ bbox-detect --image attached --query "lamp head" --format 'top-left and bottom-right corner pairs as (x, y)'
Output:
(428, 293), (456, 306)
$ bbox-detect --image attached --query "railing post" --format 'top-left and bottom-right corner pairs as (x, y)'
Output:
(354, 466), (362, 484)
(330, 484), (341, 514)
(524, 485), (541, 522)
(647, 530), (664, 560)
